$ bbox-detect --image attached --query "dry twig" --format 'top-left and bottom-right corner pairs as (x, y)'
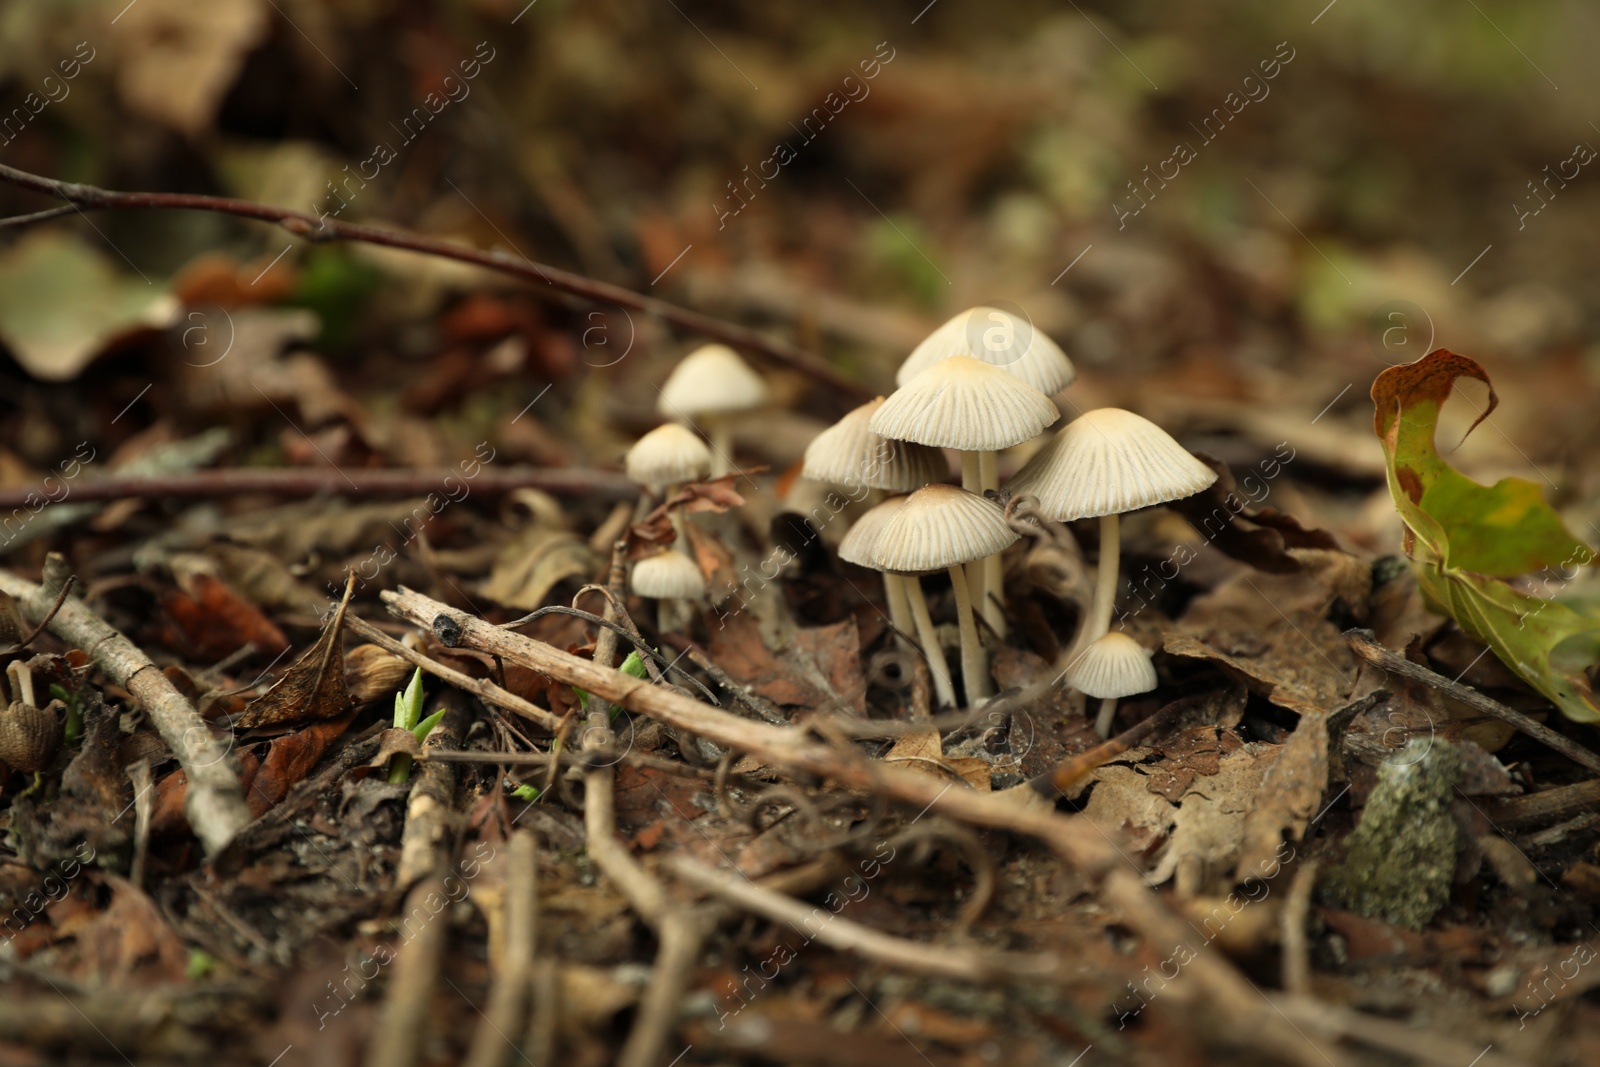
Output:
(0, 554), (250, 855)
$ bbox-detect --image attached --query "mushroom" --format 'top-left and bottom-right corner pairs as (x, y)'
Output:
(836, 495), (949, 692)
(1006, 407), (1217, 652)
(870, 356), (1057, 635)
(630, 547), (707, 632)
(626, 423), (713, 500)
(802, 396), (949, 497)
(871, 484), (1018, 708)
(657, 344), (769, 476)
(1066, 631), (1158, 736)
(896, 306), (1076, 398)
(0, 660), (61, 775)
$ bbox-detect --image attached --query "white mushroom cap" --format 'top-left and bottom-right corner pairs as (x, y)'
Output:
(657, 344), (770, 420)
(630, 550), (706, 599)
(871, 483), (1018, 573)
(803, 398), (950, 492)
(1006, 407), (1217, 520)
(897, 307), (1076, 395)
(837, 495), (907, 568)
(625, 424), (712, 490)
(1067, 631), (1157, 699)
(869, 356), (1059, 452)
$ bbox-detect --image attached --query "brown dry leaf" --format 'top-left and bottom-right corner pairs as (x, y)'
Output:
(1235, 712), (1330, 883)
(1148, 742), (1283, 897)
(53, 877), (188, 987)
(1164, 555), (1368, 716)
(629, 475), (755, 556)
(1170, 455), (1340, 575)
(234, 577), (354, 729)
(245, 713), (357, 816)
(707, 612), (861, 713)
(479, 526), (596, 610)
(158, 570), (291, 663)
(113, 0), (268, 137)
(174, 307), (355, 426)
(1080, 763), (1176, 857)
(883, 728), (991, 792)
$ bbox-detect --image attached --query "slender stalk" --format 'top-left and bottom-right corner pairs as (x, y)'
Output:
(707, 420), (734, 477)
(1088, 512), (1121, 643)
(958, 451), (988, 633)
(948, 564), (990, 707)
(902, 577), (956, 708)
(882, 572), (915, 651)
(977, 451), (1007, 636)
(1094, 696), (1119, 738)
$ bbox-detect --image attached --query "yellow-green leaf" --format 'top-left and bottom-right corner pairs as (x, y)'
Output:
(1372, 349), (1600, 722)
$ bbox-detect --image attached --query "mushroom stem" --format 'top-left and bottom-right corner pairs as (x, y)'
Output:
(1094, 696), (1119, 737)
(707, 420), (734, 477)
(947, 564), (990, 707)
(1087, 512), (1121, 644)
(976, 449), (1007, 636)
(959, 451), (987, 630)
(902, 577), (956, 709)
(882, 572), (915, 652)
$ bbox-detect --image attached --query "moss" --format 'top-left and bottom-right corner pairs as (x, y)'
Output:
(1321, 737), (1462, 930)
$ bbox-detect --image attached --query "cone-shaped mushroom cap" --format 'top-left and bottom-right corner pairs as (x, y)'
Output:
(626, 424), (712, 490)
(837, 495), (907, 568)
(804, 398), (950, 492)
(871, 483), (1017, 573)
(870, 356), (1059, 452)
(897, 307), (1076, 395)
(657, 344), (769, 420)
(1007, 407), (1217, 521)
(1067, 632), (1157, 699)
(631, 550), (706, 599)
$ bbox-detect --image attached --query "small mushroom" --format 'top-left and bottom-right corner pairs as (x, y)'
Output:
(0, 660), (61, 773)
(871, 484), (1018, 708)
(657, 344), (769, 476)
(802, 397), (949, 496)
(870, 356), (1057, 635)
(626, 423), (712, 499)
(1066, 631), (1158, 736)
(896, 306), (1076, 396)
(630, 547), (707, 632)
(1008, 408), (1216, 652)
(837, 496), (943, 686)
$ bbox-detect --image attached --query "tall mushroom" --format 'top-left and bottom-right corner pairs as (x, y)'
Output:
(1066, 630), (1158, 736)
(1006, 407), (1216, 652)
(837, 496), (957, 704)
(626, 423), (712, 501)
(657, 344), (769, 476)
(871, 484), (1018, 709)
(870, 356), (1057, 635)
(803, 396), (949, 498)
(897, 306), (1077, 401)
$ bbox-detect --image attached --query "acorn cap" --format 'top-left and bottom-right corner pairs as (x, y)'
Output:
(1006, 407), (1217, 521)
(630, 550), (706, 599)
(869, 356), (1059, 452)
(657, 344), (770, 420)
(626, 423), (712, 491)
(1066, 632), (1157, 699)
(837, 495), (907, 568)
(897, 307), (1076, 395)
(871, 483), (1018, 573)
(803, 398), (949, 492)
(0, 698), (62, 773)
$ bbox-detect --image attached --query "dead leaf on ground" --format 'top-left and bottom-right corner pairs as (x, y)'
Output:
(234, 577), (355, 729)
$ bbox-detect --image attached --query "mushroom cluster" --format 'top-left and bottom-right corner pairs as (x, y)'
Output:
(810, 308), (1215, 727)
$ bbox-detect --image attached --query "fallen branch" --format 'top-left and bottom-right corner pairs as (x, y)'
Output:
(1345, 628), (1600, 774)
(0, 554), (250, 855)
(617, 908), (713, 1067)
(463, 829), (538, 1067)
(0, 466), (638, 510)
(364, 874), (451, 1067)
(0, 162), (869, 399)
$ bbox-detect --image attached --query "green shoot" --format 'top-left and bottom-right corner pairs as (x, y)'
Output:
(49, 683), (81, 747)
(573, 649), (651, 720)
(510, 782), (540, 802)
(389, 668), (426, 784)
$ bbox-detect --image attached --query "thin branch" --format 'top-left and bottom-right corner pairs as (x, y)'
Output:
(0, 554), (250, 855)
(0, 162), (870, 399)
(1345, 628), (1600, 774)
(0, 466), (638, 510)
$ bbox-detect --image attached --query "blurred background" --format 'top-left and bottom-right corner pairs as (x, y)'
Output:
(1, 0), (1598, 549)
